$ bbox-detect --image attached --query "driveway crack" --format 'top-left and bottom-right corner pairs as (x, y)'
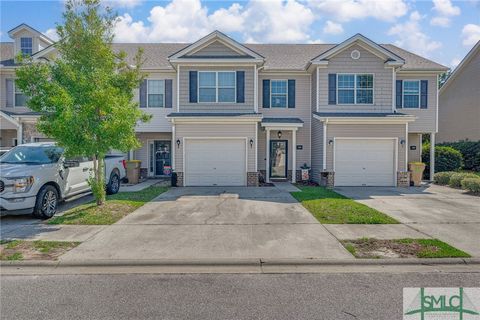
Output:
(204, 198), (229, 224)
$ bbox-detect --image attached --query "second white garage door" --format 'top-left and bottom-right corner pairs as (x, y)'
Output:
(185, 139), (247, 186)
(334, 138), (396, 187)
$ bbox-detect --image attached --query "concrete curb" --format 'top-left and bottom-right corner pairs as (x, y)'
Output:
(1, 257), (479, 268)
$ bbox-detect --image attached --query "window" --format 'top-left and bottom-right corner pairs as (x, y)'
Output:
(20, 37), (33, 55)
(271, 80), (288, 108)
(147, 80), (164, 107)
(14, 84), (27, 107)
(337, 74), (374, 105)
(403, 80), (420, 108)
(198, 71), (236, 103)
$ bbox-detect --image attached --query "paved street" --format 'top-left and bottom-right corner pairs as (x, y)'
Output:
(2, 271), (479, 320)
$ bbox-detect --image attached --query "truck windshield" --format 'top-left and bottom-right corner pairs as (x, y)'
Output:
(0, 146), (64, 165)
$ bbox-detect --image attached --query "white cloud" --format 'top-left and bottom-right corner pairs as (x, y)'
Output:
(106, 0), (143, 8)
(114, 0), (315, 43)
(430, 0), (460, 27)
(388, 11), (442, 57)
(323, 20), (343, 35)
(44, 28), (59, 41)
(461, 24), (480, 46)
(309, 0), (408, 22)
(450, 57), (461, 68)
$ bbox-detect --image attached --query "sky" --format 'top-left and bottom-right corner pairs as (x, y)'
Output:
(1, 0), (480, 70)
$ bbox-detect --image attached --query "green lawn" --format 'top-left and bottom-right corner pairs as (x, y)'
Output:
(291, 186), (398, 224)
(48, 185), (169, 225)
(0, 240), (80, 260)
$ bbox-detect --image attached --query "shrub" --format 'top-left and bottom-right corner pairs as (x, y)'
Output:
(439, 141), (480, 172)
(422, 144), (463, 177)
(433, 171), (456, 185)
(461, 178), (480, 193)
(449, 173), (478, 188)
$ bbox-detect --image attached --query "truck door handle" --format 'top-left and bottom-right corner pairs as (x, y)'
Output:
(83, 168), (89, 172)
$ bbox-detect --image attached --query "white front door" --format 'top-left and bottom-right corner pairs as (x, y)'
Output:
(334, 139), (396, 187)
(185, 139), (246, 186)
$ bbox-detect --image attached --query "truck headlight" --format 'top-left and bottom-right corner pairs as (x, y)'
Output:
(11, 176), (35, 193)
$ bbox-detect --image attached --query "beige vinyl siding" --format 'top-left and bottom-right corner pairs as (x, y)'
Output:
(13, 29), (49, 56)
(135, 72), (176, 132)
(437, 50), (480, 142)
(134, 132), (172, 170)
(257, 74), (311, 170)
(326, 124), (407, 171)
(310, 119), (324, 182)
(187, 41), (243, 57)
(397, 73), (438, 133)
(179, 66), (254, 113)
(311, 68), (317, 112)
(1, 71), (33, 113)
(318, 44), (393, 113)
(175, 123), (256, 172)
(408, 133), (422, 163)
(0, 129), (17, 147)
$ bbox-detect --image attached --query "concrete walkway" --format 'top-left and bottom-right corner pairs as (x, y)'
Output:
(120, 178), (169, 192)
(334, 184), (480, 257)
(60, 187), (352, 262)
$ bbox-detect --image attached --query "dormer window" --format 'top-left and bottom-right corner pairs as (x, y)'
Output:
(20, 37), (33, 55)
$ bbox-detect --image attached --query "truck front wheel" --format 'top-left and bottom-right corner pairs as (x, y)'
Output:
(33, 185), (59, 219)
(106, 172), (120, 195)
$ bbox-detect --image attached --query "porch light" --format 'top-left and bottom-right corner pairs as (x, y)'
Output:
(277, 131), (282, 139)
(249, 139), (254, 148)
(176, 139), (181, 148)
(328, 140), (333, 145)
(400, 139), (405, 145)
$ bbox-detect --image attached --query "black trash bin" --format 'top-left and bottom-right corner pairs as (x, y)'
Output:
(171, 172), (178, 187)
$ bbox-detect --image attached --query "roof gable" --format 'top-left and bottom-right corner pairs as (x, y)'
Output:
(8, 23), (54, 45)
(169, 30), (264, 62)
(311, 33), (404, 66)
(440, 41), (480, 93)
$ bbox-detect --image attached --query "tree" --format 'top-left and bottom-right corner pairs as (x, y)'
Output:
(16, 0), (150, 205)
(438, 70), (451, 89)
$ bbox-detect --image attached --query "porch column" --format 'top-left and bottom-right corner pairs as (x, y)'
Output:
(292, 129), (296, 183)
(266, 128), (270, 183)
(17, 123), (23, 145)
(430, 132), (435, 181)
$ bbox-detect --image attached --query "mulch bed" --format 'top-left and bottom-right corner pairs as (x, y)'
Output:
(343, 239), (436, 259)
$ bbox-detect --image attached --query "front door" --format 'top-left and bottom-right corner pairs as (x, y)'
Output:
(270, 140), (288, 179)
(150, 141), (171, 176)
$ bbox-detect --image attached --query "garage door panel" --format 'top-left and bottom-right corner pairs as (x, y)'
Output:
(185, 139), (246, 186)
(335, 139), (395, 187)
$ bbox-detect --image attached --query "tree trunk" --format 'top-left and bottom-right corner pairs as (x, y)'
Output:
(92, 154), (106, 206)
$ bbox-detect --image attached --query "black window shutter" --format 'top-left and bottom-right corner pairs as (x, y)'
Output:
(165, 79), (173, 108)
(396, 80), (403, 108)
(189, 71), (198, 103)
(236, 71), (245, 103)
(328, 74), (336, 105)
(288, 79), (295, 108)
(420, 80), (428, 109)
(262, 79), (270, 108)
(139, 79), (147, 108)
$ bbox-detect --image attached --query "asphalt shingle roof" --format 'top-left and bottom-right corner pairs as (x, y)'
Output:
(262, 117), (304, 124)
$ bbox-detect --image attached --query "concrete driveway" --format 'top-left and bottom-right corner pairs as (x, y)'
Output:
(335, 184), (480, 257)
(61, 187), (352, 262)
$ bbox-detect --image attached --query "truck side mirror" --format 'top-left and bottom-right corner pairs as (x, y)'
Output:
(63, 160), (80, 168)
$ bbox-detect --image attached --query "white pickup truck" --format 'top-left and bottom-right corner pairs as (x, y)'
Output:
(0, 143), (126, 219)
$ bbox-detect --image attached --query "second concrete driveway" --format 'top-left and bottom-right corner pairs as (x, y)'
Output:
(61, 187), (351, 262)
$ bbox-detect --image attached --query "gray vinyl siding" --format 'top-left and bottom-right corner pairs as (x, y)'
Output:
(318, 44), (393, 113)
(134, 132), (172, 170)
(397, 73), (438, 133)
(1, 72), (34, 113)
(326, 124), (407, 171)
(310, 119), (324, 182)
(179, 66), (254, 113)
(408, 133), (422, 163)
(175, 123), (256, 172)
(135, 72), (176, 132)
(257, 74), (311, 171)
(187, 41), (243, 57)
(311, 68), (317, 112)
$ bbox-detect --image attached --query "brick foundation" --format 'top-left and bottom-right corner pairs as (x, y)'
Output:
(397, 171), (410, 187)
(140, 168), (148, 180)
(176, 172), (184, 187)
(247, 172), (259, 186)
(320, 171), (335, 188)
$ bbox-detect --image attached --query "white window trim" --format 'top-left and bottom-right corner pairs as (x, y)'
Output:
(20, 37), (33, 55)
(197, 71), (237, 104)
(270, 79), (288, 108)
(146, 79), (166, 108)
(336, 73), (375, 105)
(402, 79), (421, 109)
(13, 82), (27, 107)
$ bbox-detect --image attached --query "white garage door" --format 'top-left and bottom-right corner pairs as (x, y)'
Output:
(335, 139), (396, 187)
(185, 139), (246, 186)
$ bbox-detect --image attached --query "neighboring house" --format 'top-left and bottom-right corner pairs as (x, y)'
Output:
(0, 23), (448, 187)
(437, 41), (480, 143)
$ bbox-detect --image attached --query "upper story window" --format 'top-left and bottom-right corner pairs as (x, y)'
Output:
(271, 80), (288, 108)
(337, 74), (373, 105)
(147, 80), (165, 108)
(403, 80), (420, 108)
(20, 37), (33, 55)
(14, 84), (27, 107)
(198, 71), (236, 103)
